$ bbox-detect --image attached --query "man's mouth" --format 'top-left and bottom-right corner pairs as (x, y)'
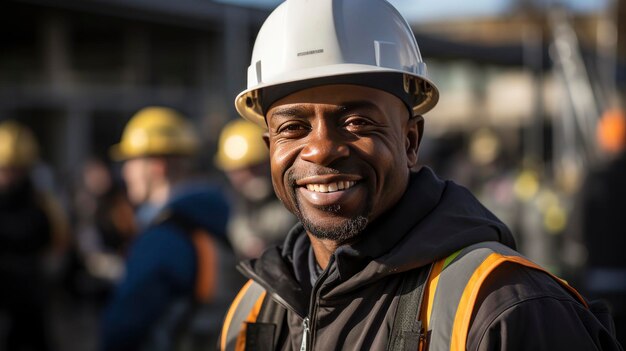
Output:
(293, 173), (364, 207)
(304, 181), (357, 193)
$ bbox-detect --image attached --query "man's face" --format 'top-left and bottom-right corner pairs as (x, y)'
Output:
(226, 163), (273, 202)
(265, 84), (420, 244)
(122, 157), (156, 205)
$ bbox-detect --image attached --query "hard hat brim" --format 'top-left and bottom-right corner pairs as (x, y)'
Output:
(109, 143), (198, 162)
(235, 65), (439, 127)
(109, 143), (129, 162)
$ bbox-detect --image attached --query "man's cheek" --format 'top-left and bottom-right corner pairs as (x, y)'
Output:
(270, 175), (290, 207)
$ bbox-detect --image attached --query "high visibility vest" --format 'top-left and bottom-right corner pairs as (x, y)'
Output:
(220, 241), (587, 351)
(422, 241), (586, 351)
(220, 280), (263, 351)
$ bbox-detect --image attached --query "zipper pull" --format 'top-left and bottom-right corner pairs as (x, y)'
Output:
(300, 317), (310, 351)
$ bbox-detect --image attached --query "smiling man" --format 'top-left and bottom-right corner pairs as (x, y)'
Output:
(266, 85), (418, 268)
(220, 0), (622, 350)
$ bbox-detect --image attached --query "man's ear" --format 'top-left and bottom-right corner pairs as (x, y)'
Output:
(262, 132), (270, 149)
(405, 115), (424, 168)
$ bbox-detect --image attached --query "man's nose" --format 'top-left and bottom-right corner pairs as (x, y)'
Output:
(300, 125), (349, 166)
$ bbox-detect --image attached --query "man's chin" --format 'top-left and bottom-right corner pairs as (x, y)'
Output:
(300, 215), (368, 244)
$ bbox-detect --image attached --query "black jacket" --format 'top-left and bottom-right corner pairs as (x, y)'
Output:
(239, 168), (622, 350)
(0, 179), (53, 351)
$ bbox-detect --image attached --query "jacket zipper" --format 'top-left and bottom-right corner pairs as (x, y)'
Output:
(238, 255), (334, 350)
(300, 317), (310, 351)
(300, 256), (334, 350)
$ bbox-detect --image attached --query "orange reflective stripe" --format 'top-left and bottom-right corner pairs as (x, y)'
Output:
(234, 290), (268, 351)
(221, 280), (253, 351)
(449, 254), (589, 351)
(220, 279), (266, 351)
(450, 253), (505, 351)
(422, 258), (446, 333)
(191, 230), (217, 303)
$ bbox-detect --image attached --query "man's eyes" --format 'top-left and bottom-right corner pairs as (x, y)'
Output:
(285, 124), (307, 130)
(276, 122), (309, 135)
(343, 117), (375, 130)
(273, 116), (376, 136)
(344, 119), (369, 126)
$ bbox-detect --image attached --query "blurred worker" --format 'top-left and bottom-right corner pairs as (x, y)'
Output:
(0, 120), (68, 351)
(68, 157), (136, 301)
(100, 107), (242, 351)
(579, 107), (626, 346)
(215, 120), (296, 258)
(219, 1), (622, 350)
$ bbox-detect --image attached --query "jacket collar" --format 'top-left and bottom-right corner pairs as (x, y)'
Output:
(332, 167), (445, 280)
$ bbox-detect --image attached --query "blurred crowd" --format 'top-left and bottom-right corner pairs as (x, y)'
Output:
(0, 108), (296, 351)
(1, 102), (625, 350)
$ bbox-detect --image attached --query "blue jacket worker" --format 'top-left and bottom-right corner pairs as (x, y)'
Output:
(101, 107), (243, 351)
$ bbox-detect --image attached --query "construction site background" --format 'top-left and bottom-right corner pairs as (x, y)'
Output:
(0, 0), (625, 349)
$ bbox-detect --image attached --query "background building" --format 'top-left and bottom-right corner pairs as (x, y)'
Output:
(1, 0), (268, 182)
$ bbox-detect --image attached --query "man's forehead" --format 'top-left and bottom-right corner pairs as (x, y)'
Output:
(271, 84), (388, 104)
(266, 84), (403, 120)
(269, 101), (380, 118)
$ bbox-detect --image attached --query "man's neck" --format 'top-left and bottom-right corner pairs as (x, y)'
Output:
(308, 234), (341, 269)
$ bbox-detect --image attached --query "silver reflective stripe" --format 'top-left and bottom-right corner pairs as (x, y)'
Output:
(427, 241), (520, 351)
(224, 281), (266, 351)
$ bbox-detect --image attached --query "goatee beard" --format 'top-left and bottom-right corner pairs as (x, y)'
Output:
(296, 203), (370, 244)
(287, 168), (371, 244)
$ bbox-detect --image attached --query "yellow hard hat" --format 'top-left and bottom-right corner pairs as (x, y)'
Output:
(0, 120), (39, 168)
(110, 107), (199, 161)
(215, 119), (268, 171)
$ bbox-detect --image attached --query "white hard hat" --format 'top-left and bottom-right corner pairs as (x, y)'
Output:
(235, 0), (440, 127)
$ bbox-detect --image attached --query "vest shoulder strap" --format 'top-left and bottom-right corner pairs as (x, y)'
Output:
(220, 278), (288, 351)
(425, 241), (587, 351)
(388, 263), (433, 351)
(220, 279), (267, 351)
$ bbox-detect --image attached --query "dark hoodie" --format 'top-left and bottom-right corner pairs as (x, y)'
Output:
(239, 168), (621, 350)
